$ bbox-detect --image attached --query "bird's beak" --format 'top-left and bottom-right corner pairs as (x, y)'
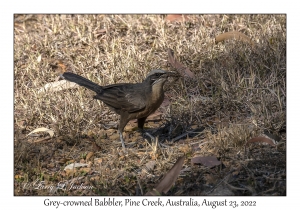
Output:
(156, 71), (178, 82)
(165, 71), (180, 78)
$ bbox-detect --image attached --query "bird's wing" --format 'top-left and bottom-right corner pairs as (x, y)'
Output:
(94, 83), (146, 113)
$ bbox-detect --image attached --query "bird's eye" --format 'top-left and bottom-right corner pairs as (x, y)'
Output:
(155, 73), (160, 77)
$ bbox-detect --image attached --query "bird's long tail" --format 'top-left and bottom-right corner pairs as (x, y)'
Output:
(62, 72), (103, 94)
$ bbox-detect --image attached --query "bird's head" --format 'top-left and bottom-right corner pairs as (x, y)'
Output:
(145, 69), (179, 86)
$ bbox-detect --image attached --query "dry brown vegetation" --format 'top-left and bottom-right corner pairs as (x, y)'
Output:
(14, 14), (286, 196)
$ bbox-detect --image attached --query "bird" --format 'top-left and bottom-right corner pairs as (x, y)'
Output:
(58, 68), (178, 148)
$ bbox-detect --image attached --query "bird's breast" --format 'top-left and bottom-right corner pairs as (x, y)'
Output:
(130, 84), (165, 119)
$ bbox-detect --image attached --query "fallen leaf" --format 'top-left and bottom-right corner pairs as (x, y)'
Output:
(245, 136), (276, 147)
(85, 152), (94, 161)
(215, 31), (254, 45)
(58, 158), (72, 164)
(145, 156), (185, 195)
(64, 163), (88, 171)
(165, 14), (190, 22)
(47, 163), (55, 168)
(37, 54), (42, 63)
(80, 167), (91, 173)
(38, 80), (79, 93)
(65, 169), (77, 176)
(167, 48), (194, 78)
(27, 127), (54, 138)
(110, 133), (120, 141)
(94, 158), (103, 164)
(191, 156), (221, 168)
(15, 175), (23, 179)
(90, 176), (100, 182)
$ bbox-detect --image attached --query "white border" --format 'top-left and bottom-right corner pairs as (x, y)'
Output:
(4, 0), (295, 209)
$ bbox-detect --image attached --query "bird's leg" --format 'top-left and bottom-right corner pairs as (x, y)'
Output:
(118, 130), (126, 149)
(118, 115), (129, 149)
(138, 117), (155, 141)
(138, 117), (147, 129)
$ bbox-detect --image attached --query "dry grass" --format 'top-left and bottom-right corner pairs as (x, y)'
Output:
(14, 14), (286, 196)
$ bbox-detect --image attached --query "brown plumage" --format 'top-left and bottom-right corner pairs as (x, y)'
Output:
(60, 69), (178, 148)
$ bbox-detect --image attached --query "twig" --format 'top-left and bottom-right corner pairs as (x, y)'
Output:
(171, 129), (199, 142)
(136, 176), (144, 196)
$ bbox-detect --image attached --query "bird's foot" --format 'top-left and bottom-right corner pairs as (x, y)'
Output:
(144, 132), (155, 141)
